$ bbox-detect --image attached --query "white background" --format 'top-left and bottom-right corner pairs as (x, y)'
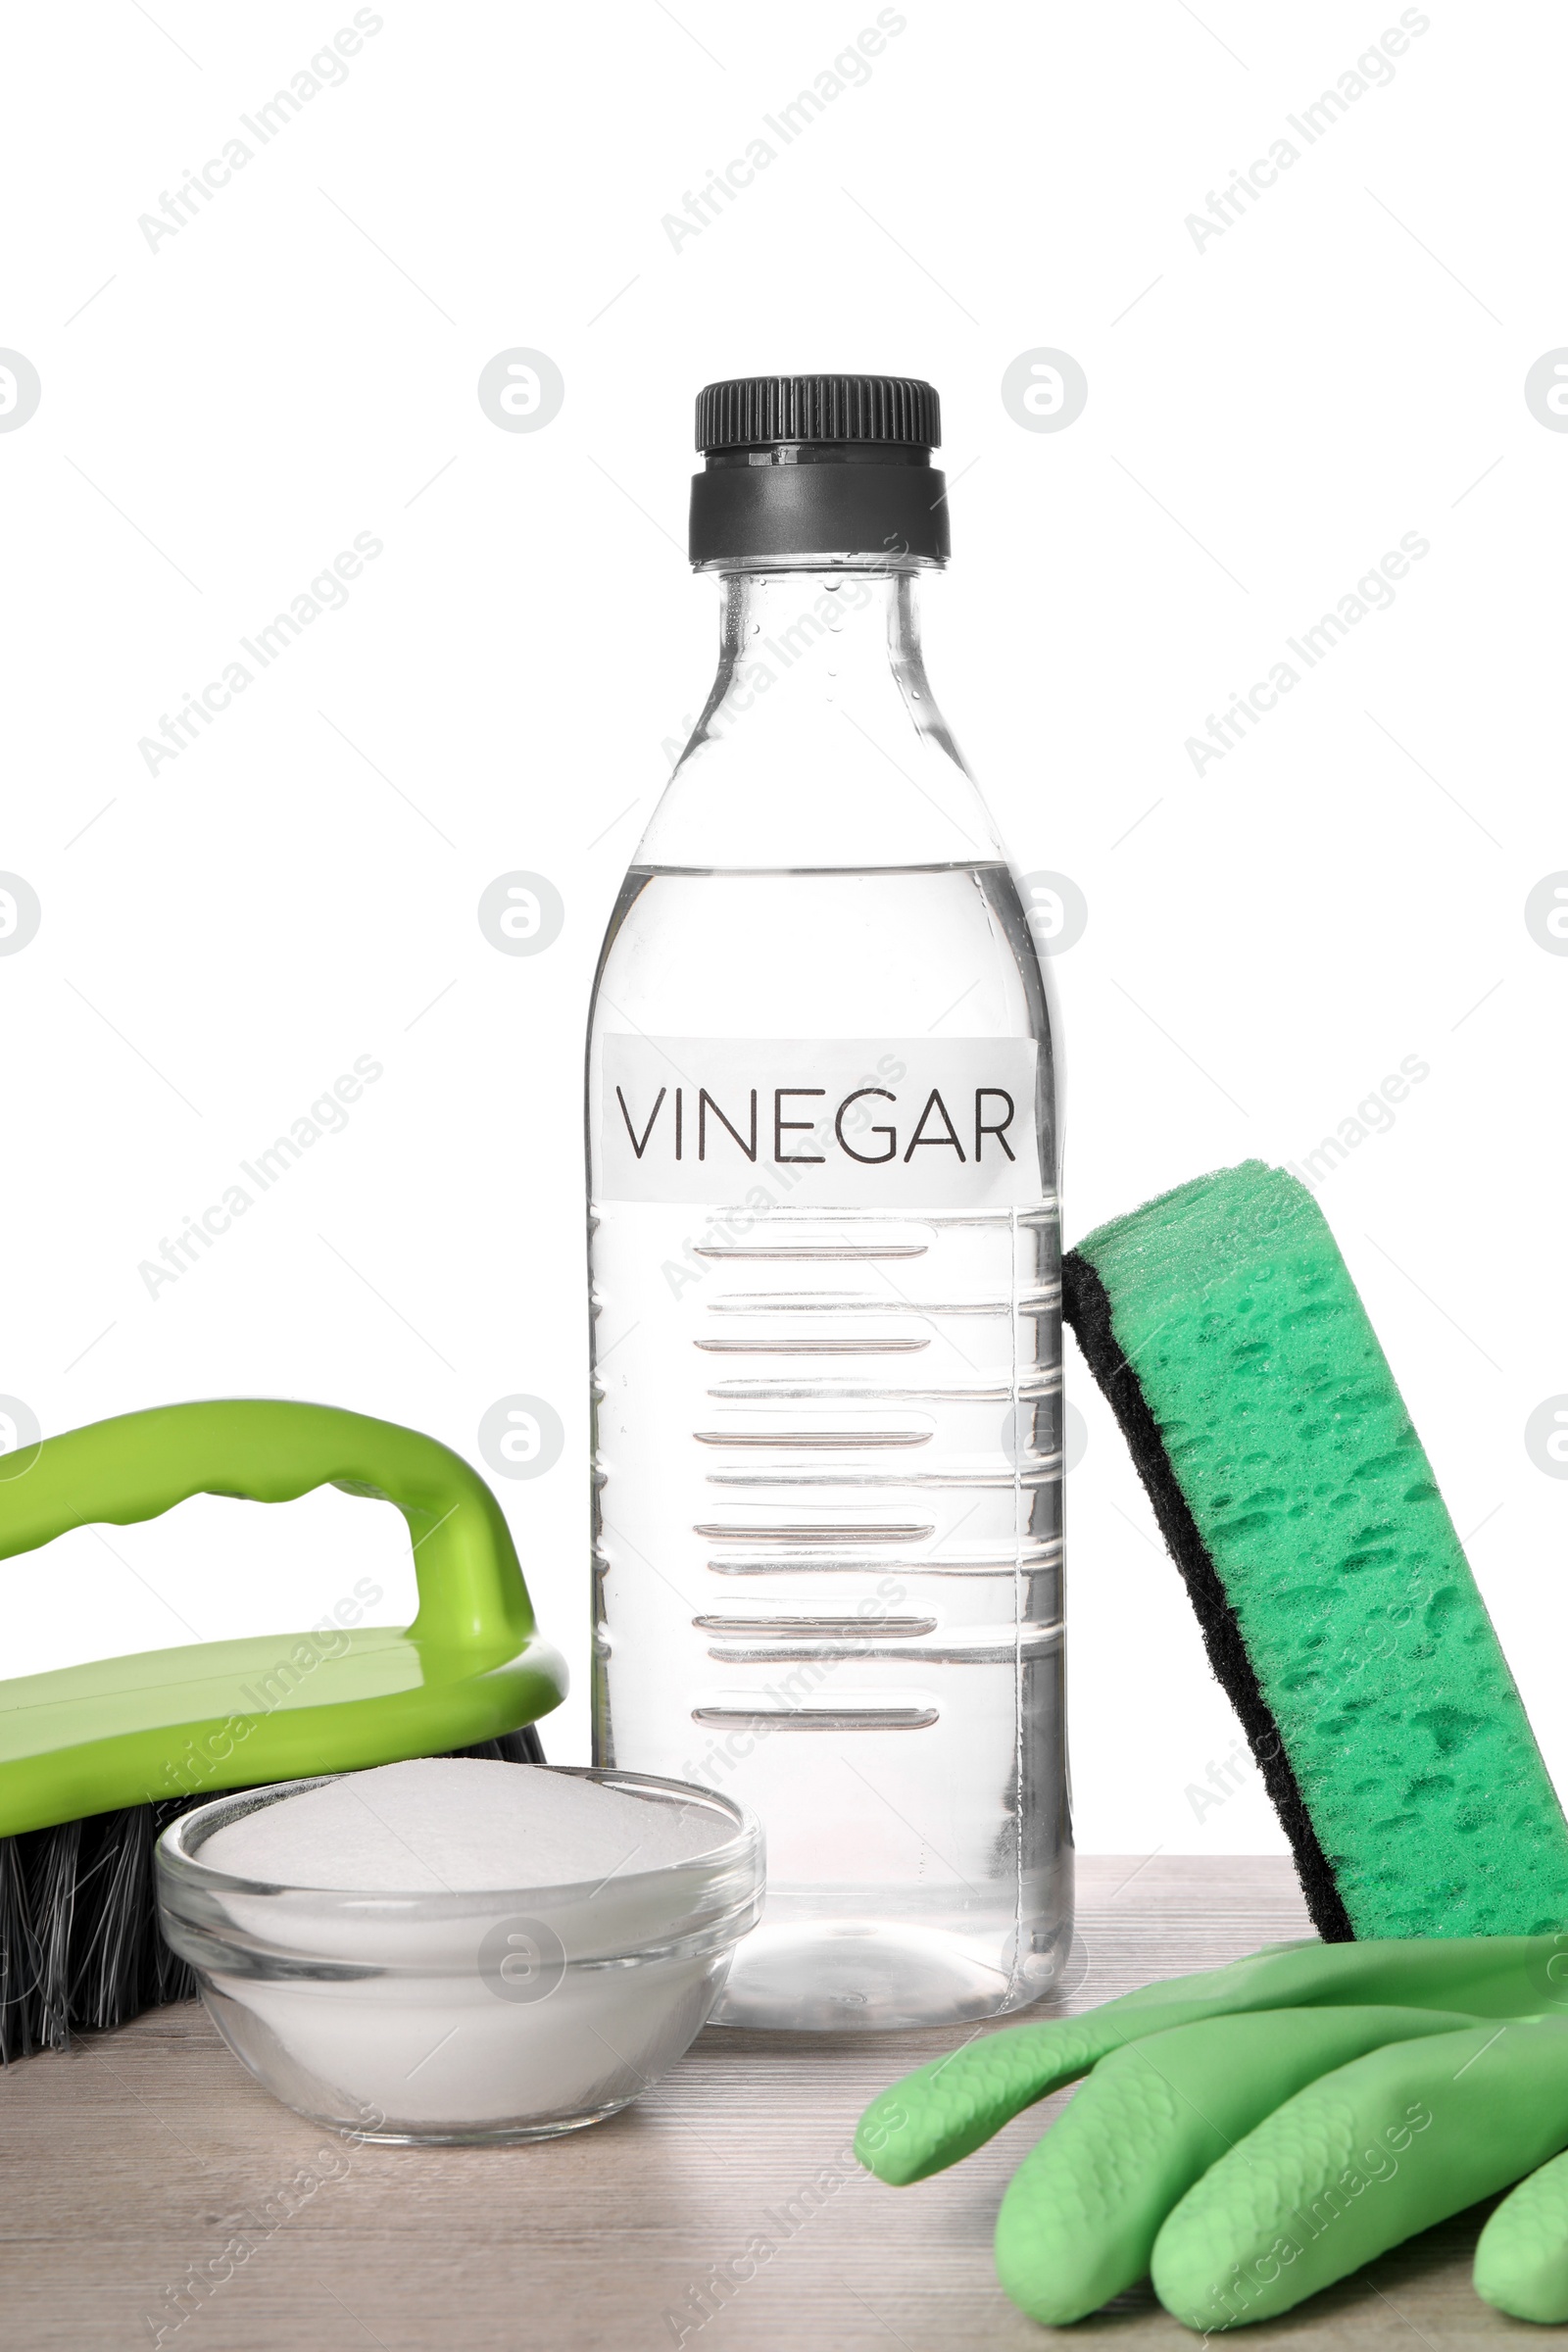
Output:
(3, 0), (1565, 1859)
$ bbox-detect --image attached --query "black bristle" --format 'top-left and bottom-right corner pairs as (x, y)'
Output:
(71, 1808), (162, 2032)
(29, 1813), (81, 2050)
(447, 1725), (546, 1766)
(147, 1798), (201, 2014)
(0, 1720), (549, 2061)
(0, 1829), (44, 2062)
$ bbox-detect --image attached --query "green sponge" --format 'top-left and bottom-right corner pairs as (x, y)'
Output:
(1062, 1159), (1568, 1940)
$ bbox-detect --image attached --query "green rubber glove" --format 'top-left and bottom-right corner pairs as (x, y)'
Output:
(856, 1936), (1568, 2329)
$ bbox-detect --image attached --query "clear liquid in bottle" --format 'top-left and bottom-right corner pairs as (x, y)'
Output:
(586, 375), (1070, 2029)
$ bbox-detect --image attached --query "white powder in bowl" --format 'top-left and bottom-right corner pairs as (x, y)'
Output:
(199, 1759), (729, 1892)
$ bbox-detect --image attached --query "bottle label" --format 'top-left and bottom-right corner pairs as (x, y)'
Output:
(598, 1036), (1041, 1208)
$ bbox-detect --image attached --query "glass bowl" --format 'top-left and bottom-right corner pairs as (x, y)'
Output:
(156, 1766), (763, 2144)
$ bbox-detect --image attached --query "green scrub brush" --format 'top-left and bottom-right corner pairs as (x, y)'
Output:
(0, 1398), (567, 2059)
(1061, 1159), (1568, 1941)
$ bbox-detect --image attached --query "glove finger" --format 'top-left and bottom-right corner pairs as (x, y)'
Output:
(995, 2005), (1477, 2327)
(1152, 2020), (1568, 2332)
(858, 2013), (1143, 2186)
(856, 1929), (1566, 2186)
(1475, 2147), (1568, 2323)
(1113, 1931), (1568, 2024)
(855, 1977), (1313, 2188)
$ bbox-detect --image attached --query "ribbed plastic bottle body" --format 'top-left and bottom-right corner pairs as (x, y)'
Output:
(587, 570), (1070, 2030)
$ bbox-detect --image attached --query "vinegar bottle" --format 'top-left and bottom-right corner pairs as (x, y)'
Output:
(586, 375), (1069, 2030)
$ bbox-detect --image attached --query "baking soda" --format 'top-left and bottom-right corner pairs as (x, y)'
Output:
(201, 1759), (728, 1892)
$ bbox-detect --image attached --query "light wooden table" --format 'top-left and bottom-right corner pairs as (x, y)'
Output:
(0, 1857), (1517, 2347)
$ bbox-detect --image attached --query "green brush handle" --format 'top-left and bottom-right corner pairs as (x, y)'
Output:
(0, 1399), (567, 1838)
(0, 1399), (535, 1654)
